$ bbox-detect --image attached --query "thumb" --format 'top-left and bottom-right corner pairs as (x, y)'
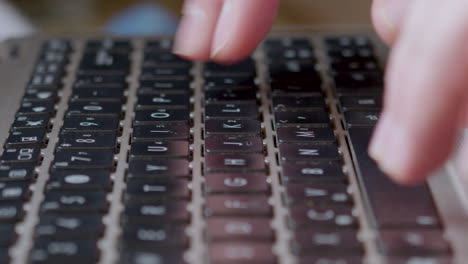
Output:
(371, 0), (412, 45)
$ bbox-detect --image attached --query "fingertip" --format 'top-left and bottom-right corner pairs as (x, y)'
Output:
(371, 0), (410, 45)
(210, 0), (279, 63)
(172, 0), (223, 61)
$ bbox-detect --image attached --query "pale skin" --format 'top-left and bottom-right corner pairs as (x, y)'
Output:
(173, 0), (468, 185)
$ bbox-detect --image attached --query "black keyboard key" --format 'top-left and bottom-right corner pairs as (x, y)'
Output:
(140, 67), (191, 80)
(74, 74), (127, 89)
(17, 101), (55, 115)
(266, 47), (315, 62)
(339, 96), (382, 110)
(209, 242), (276, 264)
(205, 173), (269, 193)
(205, 195), (272, 217)
(272, 96), (325, 110)
(120, 250), (187, 264)
(344, 111), (380, 127)
(129, 141), (190, 159)
(0, 182), (31, 201)
(51, 150), (115, 170)
(205, 154), (265, 172)
(125, 178), (190, 199)
(292, 230), (362, 255)
(205, 103), (258, 119)
(134, 109), (190, 124)
(29, 239), (99, 263)
(123, 199), (190, 223)
(143, 52), (191, 68)
(57, 132), (117, 150)
(70, 87), (125, 101)
(279, 144), (340, 163)
(333, 72), (383, 88)
(62, 116), (120, 132)
(325, 36), (371, 48)
(269, 61), (319, 82)
(132, 123), (190, 141)
(281, 163), (346, 183)
(206, 217), (274, 241)
(67, 101), (122, 116)
(46, 170), (112, 191)
(284, 183), (351, 205)
(79, 51), (130, 75)
(23, 88), (58, 102)
(145, 39), (173, 51)
(121, 224), (189, 248)
(330, 58), (379, 72)
(289, 204), (356, 228)
(204, 136), (263, 153)
(1, 146), (41, 164)
(139, 80), (191, 93)
(204, 76), (255, 89)
(41, 192), (108, 213)
(0, 202), (24, 222)
(264, 38), (312, 50)
(127, 159), (190, 178)
(5, 129), (47, 147)
(43, 39), (72, 53)
(35, 214), (104, 238)
(274, 111), (330, 126)
(85, 39), (131, 52)
(205, 119), (261, 136)
(348, 128), (441, 228)
(270, 81), (322, 94)
(205, 89), (257, 102)
(0, 163), (36, 182)
(276, 127), (335, 144)
(0, 224), (16, 246)
(378, 230), (451, 255)
(40, 50), (68, 64)
(328, 47), (375, 60)
(29, 75), (62, 89)
(137, 93), (190, 108)
(204, 59), (256, 77)
(12, 114), (50, 130)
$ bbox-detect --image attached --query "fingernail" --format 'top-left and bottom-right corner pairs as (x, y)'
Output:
(379, 0), (407, 33)
(173, 1), (211, 58)
(210, 0), (234, 59)
(369, 114), (412, 180)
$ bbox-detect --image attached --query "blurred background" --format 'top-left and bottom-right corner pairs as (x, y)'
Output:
(7, 0), (372, 37)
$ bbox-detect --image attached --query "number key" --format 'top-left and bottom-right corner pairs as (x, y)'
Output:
(61, 116), (120, 132)
(67, 101), (122, 116)
(57, 132), (117, 150)
(51, 150), (114, 170)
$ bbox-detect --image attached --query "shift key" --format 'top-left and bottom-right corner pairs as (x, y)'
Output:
(347, 127), (441, 229)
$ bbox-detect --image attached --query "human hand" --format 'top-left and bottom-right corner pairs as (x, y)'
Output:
(172, 0), (280, 63)
(172, 0), (468, 185)
(369, 0), (468, 184)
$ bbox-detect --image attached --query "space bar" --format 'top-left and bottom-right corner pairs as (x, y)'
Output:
(347, 127), (441, 229)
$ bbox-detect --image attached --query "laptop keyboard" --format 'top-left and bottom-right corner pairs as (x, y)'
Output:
(0, 36), (454, 263)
